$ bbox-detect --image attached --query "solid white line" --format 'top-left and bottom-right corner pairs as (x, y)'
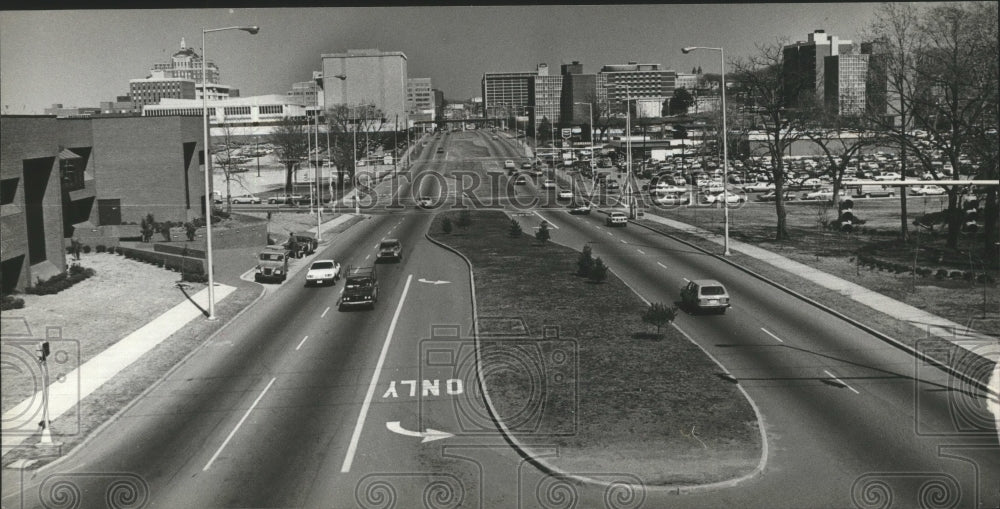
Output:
(760, 328), (784, 343)
(656, 261), (667, 269)
(823, 369), (860, 394)
(203, 377), (277, 471)
(365, 254), (371, 260)
(341, 274), (413, 473)
(321, 306), (330, 318)
(682, 277), (690, 283)
(636, 249), (645, 254)
(296, 335), (310, 350)
(533, 210), (558, 228)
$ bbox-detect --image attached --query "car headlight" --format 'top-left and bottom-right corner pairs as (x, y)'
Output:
(275, 269), (283, 274)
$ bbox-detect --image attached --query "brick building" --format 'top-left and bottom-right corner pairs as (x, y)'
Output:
(1, 115), (205, 292)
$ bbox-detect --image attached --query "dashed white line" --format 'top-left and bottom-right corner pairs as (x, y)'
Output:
(365, 254), (371, 260)
(682, 277), (690, 283)
(656, 262), (667, 269)
(823, 369), (860, 394)
(636, 249), (645, 254)
(321, 306), (330, 318)
(760, 328), (784, 343)
(296, 335), (310, 350)
(203, 377), (277, 471)
(341, 274), (413, 473)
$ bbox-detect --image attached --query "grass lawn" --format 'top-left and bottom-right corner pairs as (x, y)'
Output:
(428, 210), (761, 485)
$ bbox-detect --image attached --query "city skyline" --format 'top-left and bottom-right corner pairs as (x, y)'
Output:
(2, 4), (889, 114)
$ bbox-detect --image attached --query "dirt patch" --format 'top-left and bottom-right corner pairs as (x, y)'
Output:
(428, 210), (761, 485)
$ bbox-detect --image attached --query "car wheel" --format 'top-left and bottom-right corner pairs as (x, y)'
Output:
(865, 193), (872, 198)
(890, 192), (896, 197)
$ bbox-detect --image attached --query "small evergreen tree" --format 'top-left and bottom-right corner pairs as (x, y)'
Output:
(589, 257), (608, 283)
(641, 302), (678, 336)
(535, 221), (550, 243)
(576, 245), (594, 276)
(442, 217), (453, 234)
(457, 209), (472, 228)
(184, 222), (198, 241)
(509, 219), (523, 237)
(158, 223), (171, 242)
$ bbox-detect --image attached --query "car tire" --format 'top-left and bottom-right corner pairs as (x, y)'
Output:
(865, 193), (872, 198)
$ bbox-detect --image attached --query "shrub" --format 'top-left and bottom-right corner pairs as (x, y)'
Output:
(949, 270), (964, 279)
(641, 302), (678, 336)
(442, 217), (453, 234)
(184, 222), (198, 241)
(535, 221), (551, 243)
(159, 223), (172, 242)
(589, 257), (608, 283)
(936, 269), (949, 279)
(96, 245), (106, 253)
(24, 265), (95, 295)
(577, 245), (594, 277)
(1, 294), (25, 310)
(182, 271), (208, 283)
(962, 271), (974, 281)
(508, 219), (522, 238)
(82, 245), (91, 254)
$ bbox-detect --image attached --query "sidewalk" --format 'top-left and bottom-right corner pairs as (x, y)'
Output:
(638, 212), (999, 363)
(1, 284), (236, 457)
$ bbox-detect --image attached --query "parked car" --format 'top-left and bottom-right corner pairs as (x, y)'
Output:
(743, 181), (775, 193)
(605, 180), (620, 191)
(377, 239), (402, 262)
(504, 160), (516, 170)
(287, 232), (318, 258)
(651, 183), (688, 195)
(521, 161), (533, 170)
(803, 188), (834, 201)
(268, 194), (304, 205)
(605, 211), (628, 227)
(874, 172), (901, 181)
(654, 193), (691, 206)
(703, 191), (745, 205)
(305, 259), (341, 287)
(569, 205), (591, 215)
(231, 195), (261, 204)
(851, 184), (896, 198)
(757, 190), (797, 202)
(680, 279), (731, 314)
(557, 189), (573, 200)
(513, 175), (528, 185)
(542, 180), (557, 189)
(910, 185), (946, 196)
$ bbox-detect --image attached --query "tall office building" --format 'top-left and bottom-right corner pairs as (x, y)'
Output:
(320, 49), (409, 125)
(783, 30), (853, 109)
(407, 78), (434, 113)
(287, 71), (322, 107)
(824, 53), (869, 116)
(560, 62), (597, 126)
(130, 38), (239, 108)
(482, 70), (536, 120)
(599, 62), (676, 115)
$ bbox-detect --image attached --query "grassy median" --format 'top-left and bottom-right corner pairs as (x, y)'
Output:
(428, 210), (761, 485)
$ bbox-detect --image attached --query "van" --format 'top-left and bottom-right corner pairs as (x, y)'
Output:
(852, 184), (896, 198)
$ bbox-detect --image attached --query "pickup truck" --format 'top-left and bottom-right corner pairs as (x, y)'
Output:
(339, 266), (379, 310)
(254, 245), (291, 283)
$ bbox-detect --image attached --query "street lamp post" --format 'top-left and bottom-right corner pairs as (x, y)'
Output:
(682, 45), (730, 256)
(202, 25), (258, 320)
(312, 73), (347, 241)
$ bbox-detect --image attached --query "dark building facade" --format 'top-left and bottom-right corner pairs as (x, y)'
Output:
(1, 115), (204, 292)
(782, 30), (853, 109)
(560, 62), (597, 126)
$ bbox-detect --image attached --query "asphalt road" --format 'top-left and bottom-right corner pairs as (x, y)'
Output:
(4, 129), (995, 509)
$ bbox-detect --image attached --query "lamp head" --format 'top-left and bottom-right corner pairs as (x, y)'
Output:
(243, 26), (260, 35)
(682, 47), (696, 54)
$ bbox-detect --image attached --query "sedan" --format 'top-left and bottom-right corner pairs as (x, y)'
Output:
(605, 211), (628, 227)
(680, 279), (731, 314)
(305, 260), (341, 287)
(521, 161), (534, 170)
(542, 180), (557, 189)
(757, 191), (797, 202)
(654, 193), (691, 206)
(911, 185), (946, 196)
(569, 205), (591, 215)
(743, 181), (775, 193)
(557, 189), (574, 200)
(231, 195), (261, 204)
(803, 188), (834, 201)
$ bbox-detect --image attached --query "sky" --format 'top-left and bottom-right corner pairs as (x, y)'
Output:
(0, 4), (894, 114)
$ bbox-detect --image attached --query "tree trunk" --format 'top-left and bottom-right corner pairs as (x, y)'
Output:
(946, 190), (961, 249)
(285, 163), (294, 194)
(899, 142), (908, 242)
(983, 188), (998, 266)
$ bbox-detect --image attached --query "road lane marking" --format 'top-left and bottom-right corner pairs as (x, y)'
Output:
(620, 239), (627, 244)
(365, 254), (371, 260)
(636, 249), (645, 254)
(203, 377), (277, 471)
(823, 369), (860, 394)
(656, 262), (667, 269)
(533, 210), (558, 228)
(682, 277), (690, 283)
(296, 336), (310, 350)
(341, 274), (413, 473)
(321, 306), (330, 318)
(760, 328), (784, 343)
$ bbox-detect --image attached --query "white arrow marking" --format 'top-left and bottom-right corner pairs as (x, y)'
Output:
(417, 278), (451, 285)
(386, 421), (454, 443)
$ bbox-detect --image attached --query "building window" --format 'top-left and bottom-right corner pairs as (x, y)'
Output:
(60, 159), (85, 192)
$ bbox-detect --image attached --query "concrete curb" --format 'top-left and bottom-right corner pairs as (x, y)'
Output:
(10, 281), (267, 477)
(424, 221), (770, 495)
(630, 217), (996, 396)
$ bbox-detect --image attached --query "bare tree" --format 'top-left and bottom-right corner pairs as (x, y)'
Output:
(215, 123), (250, 213)
(325, 103), (388, 187)
(803, 102), (879, 210)
(730, 39), (811, 240)
(268, 117), (308, 194)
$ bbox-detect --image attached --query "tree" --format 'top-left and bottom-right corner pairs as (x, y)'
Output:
(537, 116), (553, 146)
(588, 257), (608, 283)
(535, 221), (550, 243)
(508, 219), (522, 237)
(576, 244), (594, 276)
(669, 87), (694, 116)
(268, 117), (308, 194)
(325, 103), (389, 187)
(214, 123), (250, 214)
(730, 39), (812, 240)
(803, 106), (878, 212)
(641, 302), (678, 336)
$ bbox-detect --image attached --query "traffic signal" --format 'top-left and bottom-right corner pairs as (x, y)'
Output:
(37, 341), (50, 361)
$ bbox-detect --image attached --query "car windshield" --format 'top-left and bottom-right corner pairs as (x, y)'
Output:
(700, 286), (726, 296)
(311, 262), (334, 270)
(380, 242), (399, 249)
(345, 278), (370, 288)
(260, 253), (283, 261)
